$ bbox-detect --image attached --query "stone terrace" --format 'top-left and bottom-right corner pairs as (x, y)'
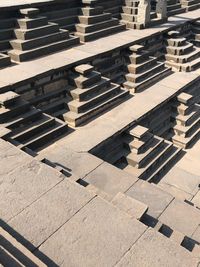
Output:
(0, 1), (200, 266)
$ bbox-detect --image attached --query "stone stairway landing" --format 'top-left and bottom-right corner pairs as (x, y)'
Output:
(0, 91), (68, 152)
(8, 8), (79, 62)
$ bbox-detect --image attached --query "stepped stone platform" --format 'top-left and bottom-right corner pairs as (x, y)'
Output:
(8, 8), (79, 62)
(0, 1), (200, 267)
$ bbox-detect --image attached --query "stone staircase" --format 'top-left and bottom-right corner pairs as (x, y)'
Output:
(171, 92), (200, 148)
(0, 12), (16, 53)
(115, 125), (181, 182)
(63, 64), (129, 126)
(8, 8), (79, 62)
(101, 0), (123, 19)
(0, 91), (68, 152)
(167, 0), (186, 16)
(191, 20), (200, 47)
(180, 0), (200, 11)
(123, 45), (171, 93)
(165, 31), (200, 72)
(0, 226), (47, 266)
(0, 53), (11, 69)
(41, 6), (79, 33)
(75, 0), (125, 42)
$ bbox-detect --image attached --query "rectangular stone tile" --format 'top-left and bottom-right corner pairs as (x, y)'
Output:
(159, 199), (200, 239)
(126, 180), (173, 218)
(116, 228), (198, 267)
(0, 139), (33, 176)
(37, 197), (147, 267)
(0, 159), (64, 222)
(84, 161), (138, 197)
(8, 180), (95, 250)
(39, 144), (103, 179)
(160, 166), (200, 196)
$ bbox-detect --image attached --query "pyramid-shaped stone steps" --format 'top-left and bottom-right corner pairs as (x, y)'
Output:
(64, 64), (129, 126)
(0, 91), (68, 152)
(124, 45), (171, 92)
(8, 8), (79, 62)
(171, 93), (200, 148)
(117, 125), (181, 181)
(75, 1), (125, 42)
(165, 31), (200, 72)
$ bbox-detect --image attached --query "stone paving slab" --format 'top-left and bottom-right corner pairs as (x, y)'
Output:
(126, 180), (174, 218)
(39, 143), (103, 179)
(0, 0), (55, 10)
(0, 157), (64, 222)
(84, 161), (138, 197)
(115, 228), (198, 267)
(36, 197), (147, 267)
(7, 179), (95, 250)
(159, 199), (200, 239)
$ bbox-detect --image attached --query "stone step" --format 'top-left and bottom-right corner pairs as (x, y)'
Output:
(147, 146), (182, 182)
(6, 108), (42, 130)
(64, 89), (128, 126)
(124, 0), (139, 7)
(122, 6), (138, 15)
(68, 84), (121, 113)
(166, 54), (200, 71)
(41, 98), (69, 116)
(76, 18), (119, 34)
(0, 53), (11, 68)
(165, 48), (200, 64)
(78, 13), (112, 25)
(70, 77), (110, 101)
(127, 57), (158, 74)
(129, 51), (150, 64)
(0, 91), (20, 108)
(49, 15), (78, 27)
(0, 18), (16, 29)
(11, 115), (55, 143)
(19, 119), (68, 151)
(167, 7), (186, 16)
(124, 67), (171, 93)
(81, 6), (104, 16)
(14, 23), (60, 40)
(0, 99), (30, 123)
(167, 0), (179, 5)
(129, 125), (149, 139)
(10, 30), (70, 51)
(172, 127), (200, 148)
(0, 28), (14, 41)
(0, 39), (12, 52)
(125, 62), (166, 84)
(121, 13), (137, 22)
(174, 115), (200, 137)
(17, 16), (48, 30)
(181, 0), (200, 6)
(75, 24), (125, 42)
(167, 2), (183, 11)
(166, 42), (194, 56)
(173, 104), (200, 126)
(184, 2), (200, 10)
(8, 36), (79, 62)
(43, 7), (78, 19)
(74, 71), (101, 88)
(167, 37), (187, 47)
(127, 136), (164, 168)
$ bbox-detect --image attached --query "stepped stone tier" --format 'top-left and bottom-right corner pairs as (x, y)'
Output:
(8, 8), (79, 62)
(123, 45), (172, 92)
(165, 30), (200, 71)
(171, 92), (200, 148)
(1, 1), (200, 266)
(75, 0), (125, 42)
(64, 64), (129, 126)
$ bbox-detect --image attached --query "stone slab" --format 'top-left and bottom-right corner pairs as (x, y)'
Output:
(159, 199), (200, 239)
(126, 180), (173, 218)
(8, 180), (95, 250)
(36, 197), (147, 267)
(0, 158), (64, 222)
(111, 192), (148, 219)
(84, 161), (138, 196)
(116, 228), (198, 267)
